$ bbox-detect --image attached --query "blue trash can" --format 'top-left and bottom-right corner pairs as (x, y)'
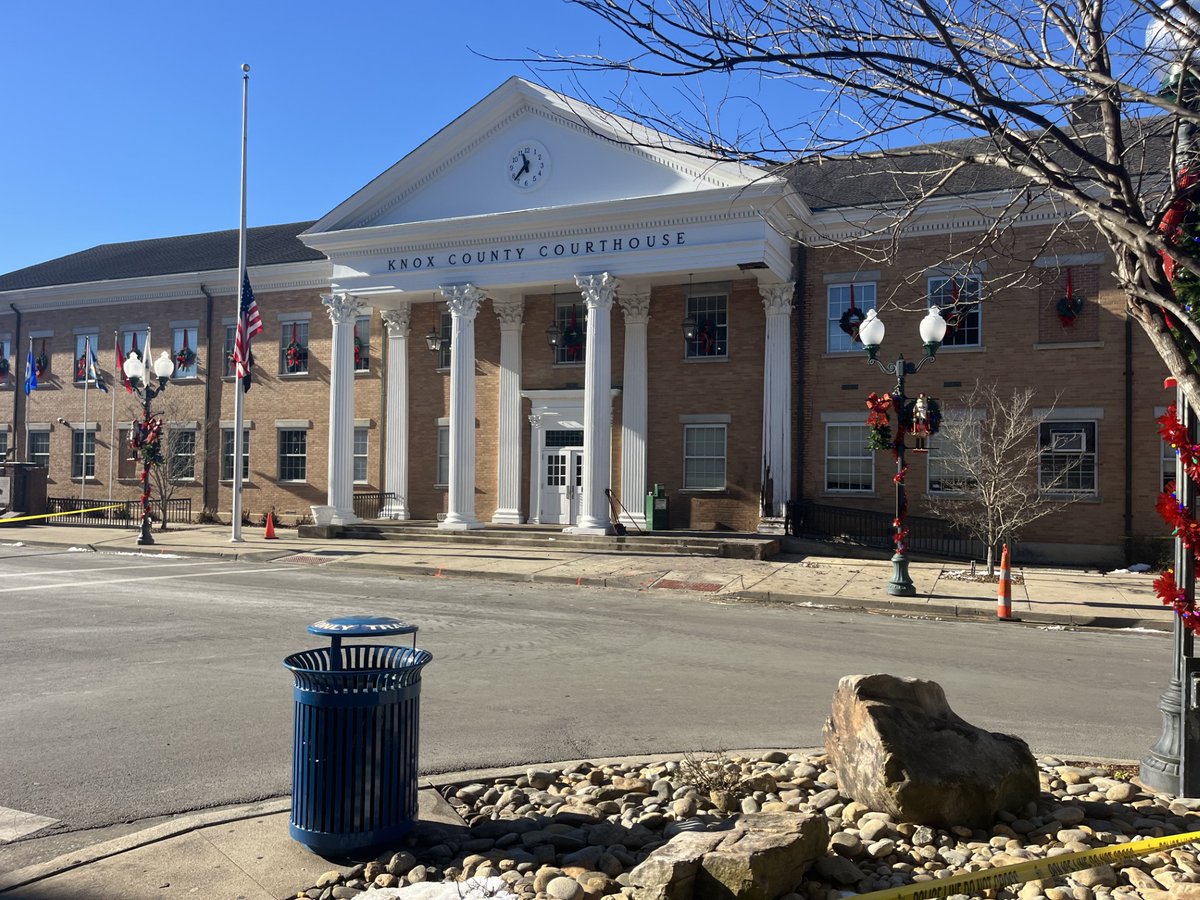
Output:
(283, 615), (432, 856)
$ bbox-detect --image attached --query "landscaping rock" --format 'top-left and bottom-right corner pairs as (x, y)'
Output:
(823, 673), (1039, 827)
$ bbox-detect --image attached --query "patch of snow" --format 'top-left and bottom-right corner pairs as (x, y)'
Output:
(101, 551), (185, 558)
(1038, 625), (1068, 631)
(0, 542), (24, 547)
(67, 546), (95, 553)
(359, 879), (518, 900)
(1107, 563), (1152, 574)
(1116, 626), (1171, 634)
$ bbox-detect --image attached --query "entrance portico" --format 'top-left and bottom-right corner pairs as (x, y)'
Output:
(299, 77), (805, 535)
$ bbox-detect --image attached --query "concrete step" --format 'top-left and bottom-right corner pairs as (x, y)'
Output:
(299, 522), (780, 560)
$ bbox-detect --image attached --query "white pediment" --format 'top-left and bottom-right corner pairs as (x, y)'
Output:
(306, 78), (765, 234)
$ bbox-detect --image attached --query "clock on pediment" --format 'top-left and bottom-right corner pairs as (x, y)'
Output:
(507, 140), (550, 191)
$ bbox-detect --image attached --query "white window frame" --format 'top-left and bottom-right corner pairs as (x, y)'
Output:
(436, 422), (450, 487)
(552, 297), (586, 366)
(168, 427), (197, 481)
(354, 316), (370, 373)
(353, 426), (369, 483)
(929, 273), (982, 348)
(927, 417), (981, 494)
(71, 428), (97, 479)
(825, 423), (874, 493)
(280, 320), (310, 375)
(1039, 420), (1098, 495)
(28, 430), (50, 469)
(172, 326), (199, 379)
(437, 310), (452, 370)
(682, 422), (728, 490)
(221, 428), (250, 482)
(684, 286), (729, 360)
(73, 332), (100, 385)
(278, 427), (309, 482)
(0, 430), (8, 461)
(826, 282), (877, 354)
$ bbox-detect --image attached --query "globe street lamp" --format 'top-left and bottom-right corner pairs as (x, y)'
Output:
(860, 306), (948, 595)
(123, 350), (174, 546)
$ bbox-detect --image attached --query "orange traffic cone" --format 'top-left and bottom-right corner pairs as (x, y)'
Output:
(265, 511), (277, 540)
(997, 543), (1012, 619)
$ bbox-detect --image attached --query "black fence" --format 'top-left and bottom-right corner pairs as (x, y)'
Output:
(787, 499), (985, 561)
(45, 497), (193, 528)
(352, 491), (396, 519)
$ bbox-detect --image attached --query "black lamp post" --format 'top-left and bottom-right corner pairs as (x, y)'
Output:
(1142, 9), (1200, 797)
(123, 350), (174, 546)
(859, 306), (948, 595)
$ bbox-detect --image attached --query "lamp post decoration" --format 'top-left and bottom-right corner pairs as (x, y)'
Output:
(859, 306), (948, 596)
(123, 348), (174, 546)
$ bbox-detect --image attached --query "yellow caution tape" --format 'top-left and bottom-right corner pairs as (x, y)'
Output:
(852, 828), (1200, 900)
(0, 504), (124, 525)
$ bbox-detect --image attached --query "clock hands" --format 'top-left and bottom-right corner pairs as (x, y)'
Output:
(513, 152), (531, 182)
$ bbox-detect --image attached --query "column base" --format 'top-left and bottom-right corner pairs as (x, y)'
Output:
(565, 517), (613, 536)
(757, 516), (787, 535)
(311, 505), (362, 527)
(491, 509), (524, 525)
(381, 500), (410, 520)
(619, 513), (647, 532)
(439, 514), (483, 531)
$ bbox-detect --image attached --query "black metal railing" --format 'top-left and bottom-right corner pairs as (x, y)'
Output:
(352, 491), (396, 519)
(45, 497), (193, 528)
(787, 499), (985, 560)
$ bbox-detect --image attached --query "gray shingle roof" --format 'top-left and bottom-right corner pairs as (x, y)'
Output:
(0, 221), (324, 292)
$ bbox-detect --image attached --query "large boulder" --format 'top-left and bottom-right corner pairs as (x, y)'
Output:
(823, 673), (1038, 828)
(627, 812), (828, 900)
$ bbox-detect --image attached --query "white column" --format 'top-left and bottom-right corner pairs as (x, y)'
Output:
(316, 292), (364, 526)
(618, 288), (650, 530)
(570, 272), (619, 535)
(492, 295), (525, 524)
(439, 284), (484, 531)
(527, 414), (543, 524)
(760, 282), (794, 532)
(381, 304), (411, 520)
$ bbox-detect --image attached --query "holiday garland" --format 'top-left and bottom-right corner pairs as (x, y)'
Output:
(865, 392), (893, 450)
(129, 415), (165, 467)
(1155, 404), (1200, 633)
(864, 390), (913, 551)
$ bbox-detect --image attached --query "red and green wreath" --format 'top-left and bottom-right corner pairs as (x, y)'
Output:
(75, 354), (88, 382)
(35, 340), (48, 377)
(129, 415), (165, 466)
(838, 284), (867, 342)
(695, 320), (719, 355)
(561, 312), (583, 360)
(353, 335), (365, 367)
(0, 356), (8, 381)
(1055, 269), (1084, 327)
(865, 391), (894, 450)
(175, 347), (195, 370)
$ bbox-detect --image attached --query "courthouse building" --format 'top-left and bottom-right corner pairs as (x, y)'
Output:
(0, 78), (1175, 563)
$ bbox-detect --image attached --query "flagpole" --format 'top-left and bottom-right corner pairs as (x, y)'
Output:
(81, 336), (90, 502)
(108, 332), (118, 501)
(24, 337), (32, 463)
(231, 63), (250, 543)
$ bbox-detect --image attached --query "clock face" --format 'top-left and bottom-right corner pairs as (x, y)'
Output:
(507, 141), (549, 191)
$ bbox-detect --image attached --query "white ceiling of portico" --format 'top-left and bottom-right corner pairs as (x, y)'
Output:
(305, 77), (767, 235)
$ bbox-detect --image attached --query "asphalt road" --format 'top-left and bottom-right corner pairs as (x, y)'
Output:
(0, 543), (1171, 871)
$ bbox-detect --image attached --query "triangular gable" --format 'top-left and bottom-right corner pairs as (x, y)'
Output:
(305, 77), (767, 235)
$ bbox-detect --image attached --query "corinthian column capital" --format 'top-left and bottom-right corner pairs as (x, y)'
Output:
(575, 273), (619, 311)
(492, 296), (525, 328)
(321, 292), (363, 324)
(381, 304), (412, 335)
(760, 282), (794, 317)
(439, 284), (483, 319)
(619, 289), (651, 325)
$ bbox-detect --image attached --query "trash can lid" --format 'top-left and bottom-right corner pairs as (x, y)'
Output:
(307, 615), (418, 637)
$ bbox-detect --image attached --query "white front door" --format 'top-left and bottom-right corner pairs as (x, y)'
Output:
(540, 449), (583, 525)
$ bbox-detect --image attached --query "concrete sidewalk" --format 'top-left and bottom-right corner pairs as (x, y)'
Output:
(0, 521), (1174, 631)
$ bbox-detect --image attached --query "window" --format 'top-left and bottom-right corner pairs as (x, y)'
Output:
(683, 424), (727, 489)
(436, 425), (449, 486)
(224, 324), (236, 378)
(685, 289), (729, 359)
(74, 334), (100, 384)
(1039, 421), (1097, 494)
(0, 431), (7, 461)
(169, 429), (196, 480)
(929, 274), (982, 347)
(827, 283), (877, 353)
(353, 426), (369, 483)
(1164, 433), (1178, 492)
(354, 316), (370, 372)
(278, 429), (307, 481)
(28, 432), (49, 469)
(221, 429), (250, 481)
(927, 422), (979, 493)
(118, 428), (137, 480)
(553, 299), (586, 365)
(71, 429), (96, 479)
(825, 424), (873, 492)
(281, 321), (309, 374)
(0, 339), (10, 387)
(172, 327), (199, 378)
(437, 310), (452, 370)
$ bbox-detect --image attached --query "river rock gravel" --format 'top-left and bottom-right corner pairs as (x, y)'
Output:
(292, 751), (1200, 900)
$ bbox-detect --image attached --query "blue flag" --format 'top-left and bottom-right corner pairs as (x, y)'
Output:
(24, 339), (36, 396)
(88, 342), (108, 393)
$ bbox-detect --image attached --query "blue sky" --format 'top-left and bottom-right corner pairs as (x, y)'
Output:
(1, 1), (757, 276)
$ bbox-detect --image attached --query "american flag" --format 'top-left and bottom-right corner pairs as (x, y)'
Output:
(232, 271), (263, 392)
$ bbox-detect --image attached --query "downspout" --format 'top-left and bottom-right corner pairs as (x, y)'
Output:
(792, 244), (808, 533)
(1124, 311), (1134, 563)
(9, 303), (21, 460)
(199, 284), (215, 517)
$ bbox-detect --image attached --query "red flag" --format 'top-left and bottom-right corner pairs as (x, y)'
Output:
(115, 338), (132, 393)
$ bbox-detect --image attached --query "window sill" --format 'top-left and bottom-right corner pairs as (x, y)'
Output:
(1040, 492), (1101, 502)
(434, 484), (448, 490)
(679, 487), (730, 494)
(220, 479), (254, 485)
(171, 375), (202, 383)
(1033, 341), (1105, 350)
(822, 490), (878, 498)
(277, 479), (309, 484)
(278, 371), (310, 379)
(936, 344), (985, 353)
(354, 369), (371, 376)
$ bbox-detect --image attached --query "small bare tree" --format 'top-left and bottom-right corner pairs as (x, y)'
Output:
(127, 392), (208, 531)
(926, 383), (1075, 574)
